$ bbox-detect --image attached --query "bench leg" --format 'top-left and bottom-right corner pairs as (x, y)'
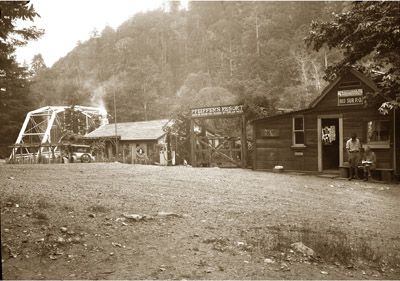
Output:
(381, 170), (392, 182)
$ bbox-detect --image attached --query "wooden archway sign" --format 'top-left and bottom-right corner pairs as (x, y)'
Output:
(190, 104), (247, 168)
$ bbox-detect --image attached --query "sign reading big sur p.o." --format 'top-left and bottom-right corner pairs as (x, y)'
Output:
(338, 89), (363, 106)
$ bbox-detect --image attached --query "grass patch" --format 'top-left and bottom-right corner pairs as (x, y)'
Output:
(36, 198), (54, 209)
(242, 223), (400, 269)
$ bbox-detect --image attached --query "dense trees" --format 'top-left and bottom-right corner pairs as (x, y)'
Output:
(29, 1), (346, 132)
(0, 1), (44, 157)
(306, 1), (400, 114)
(4, 1), (396, 159)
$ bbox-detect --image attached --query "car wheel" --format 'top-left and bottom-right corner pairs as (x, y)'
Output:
(81, 154), (91, 163)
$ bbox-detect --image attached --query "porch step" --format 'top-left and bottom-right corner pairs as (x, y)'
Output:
(288, 172), (307, 176)
(317, 174), (339, 179)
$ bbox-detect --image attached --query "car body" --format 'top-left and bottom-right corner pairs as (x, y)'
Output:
(70, 144), (95, 163)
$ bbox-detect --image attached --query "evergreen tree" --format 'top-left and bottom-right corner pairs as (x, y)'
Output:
(0, 2), (44, 157)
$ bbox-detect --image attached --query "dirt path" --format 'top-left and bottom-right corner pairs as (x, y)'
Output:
(1, 163), (399, 280)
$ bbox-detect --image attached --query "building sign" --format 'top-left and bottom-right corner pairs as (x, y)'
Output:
(338, 89), (363, 106)
(261, 129), (280, 138)
(135, 145), (146, 158)
(191, 105), (244, 118)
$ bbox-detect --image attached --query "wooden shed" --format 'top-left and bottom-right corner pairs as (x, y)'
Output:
(251, 69), (399, 179)
(84, 119), (171, 164)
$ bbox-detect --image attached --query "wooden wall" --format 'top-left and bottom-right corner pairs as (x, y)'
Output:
(254, 114), (318, 171)
(252, 71), (395, 172)
(396, 109), (400, 175)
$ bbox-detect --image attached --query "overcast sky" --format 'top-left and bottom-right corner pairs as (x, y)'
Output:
(15, 0), (184, 67)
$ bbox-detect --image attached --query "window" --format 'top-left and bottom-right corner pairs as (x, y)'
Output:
(293, 117), (305, 146)
(367, 120), (390, 143)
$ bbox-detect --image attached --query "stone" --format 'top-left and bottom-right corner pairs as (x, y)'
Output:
(290, 242), (315, 257)
(72, 237), (81, 244)
(123, 214), (143, 221)
(157, 211), (181, 217)
(60, 227), (67, 233)
(264, 258), (275, 264)
(280, 262), (290, 271)
(111, 242), (122, 247)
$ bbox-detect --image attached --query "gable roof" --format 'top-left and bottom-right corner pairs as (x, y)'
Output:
(308, 68), (378, 108)
(85, 119), (169, 141)
(251, 69), (379, 124)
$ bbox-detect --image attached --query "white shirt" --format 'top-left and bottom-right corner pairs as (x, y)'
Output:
(346, 138), (361, 152)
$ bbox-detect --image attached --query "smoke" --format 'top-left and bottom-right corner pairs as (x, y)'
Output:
(91, 85), (109, 125)
(91, 86), (106, 108)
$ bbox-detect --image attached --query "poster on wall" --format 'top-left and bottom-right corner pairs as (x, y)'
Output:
(337, 89), (363, 106)
(322, 125), (336, 145)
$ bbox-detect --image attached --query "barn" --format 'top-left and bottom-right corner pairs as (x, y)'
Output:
(251, 69), (399, 180)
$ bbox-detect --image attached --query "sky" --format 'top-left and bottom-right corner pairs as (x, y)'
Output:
(15, 0), (181, 67)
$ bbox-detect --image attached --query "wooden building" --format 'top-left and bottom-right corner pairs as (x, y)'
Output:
(251, 69), (399, 179)
(84, 119), (171, 164)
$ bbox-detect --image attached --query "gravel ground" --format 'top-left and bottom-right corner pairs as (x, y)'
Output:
(1, 163), (399, 280)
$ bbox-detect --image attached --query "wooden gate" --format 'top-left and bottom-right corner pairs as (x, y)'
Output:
(194, 136), (242, 167)
(190, 105), (247, 168)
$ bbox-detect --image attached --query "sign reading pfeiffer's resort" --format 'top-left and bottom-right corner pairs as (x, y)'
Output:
(191, 104), (244, 118)
(337, 89), (363, 106)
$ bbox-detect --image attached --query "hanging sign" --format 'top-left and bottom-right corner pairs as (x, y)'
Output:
(338, 89), (363, 106)
(136, 146), (146, 158)
(191, 105), (244, 118)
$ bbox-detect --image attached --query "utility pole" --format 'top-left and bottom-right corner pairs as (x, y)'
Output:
(113, 88), (119, 161)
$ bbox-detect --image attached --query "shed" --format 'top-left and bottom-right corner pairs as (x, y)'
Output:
(84, 119), (170, 163)
(251, 69), (399, 180)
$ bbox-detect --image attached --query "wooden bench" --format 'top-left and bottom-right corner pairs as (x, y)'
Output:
(373, 168), (394, 182)
(339, 164), (394, 181)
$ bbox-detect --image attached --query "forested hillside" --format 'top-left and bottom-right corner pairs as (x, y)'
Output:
(30, 1), (347, 124)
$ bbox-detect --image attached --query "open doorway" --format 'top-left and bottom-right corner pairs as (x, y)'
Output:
(321, 118), (340, 170)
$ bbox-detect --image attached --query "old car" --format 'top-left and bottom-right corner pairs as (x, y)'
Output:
(69, 144), (95, 163)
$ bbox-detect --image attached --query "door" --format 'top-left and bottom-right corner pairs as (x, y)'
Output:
(322, 118), (340, 170)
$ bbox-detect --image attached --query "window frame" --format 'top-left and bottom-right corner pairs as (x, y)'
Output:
(366, 120), (390, 146)
(292, 116), (305, 147)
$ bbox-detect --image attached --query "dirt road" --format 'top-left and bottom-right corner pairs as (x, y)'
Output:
(1, 163), (399, 279)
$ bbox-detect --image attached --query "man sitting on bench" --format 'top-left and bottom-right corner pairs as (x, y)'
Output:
(362, 145), (377, 182)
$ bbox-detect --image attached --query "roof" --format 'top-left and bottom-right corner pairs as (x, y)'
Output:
(251, 69), (379, 124)
(308, 68), (378, 108)
(84, 119), (169, 141)
(251, 108), (310, 124)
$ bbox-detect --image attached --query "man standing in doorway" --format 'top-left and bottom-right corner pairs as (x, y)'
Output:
(346, 133), (362, 180)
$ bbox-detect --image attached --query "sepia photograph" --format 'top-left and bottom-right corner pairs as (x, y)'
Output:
(1, 0), (399, 279)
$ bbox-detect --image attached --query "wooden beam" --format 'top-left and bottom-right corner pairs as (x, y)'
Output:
(241, 115), (247, 168)
(190, 119), (196, 167)
(252, 122), (257, 170)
